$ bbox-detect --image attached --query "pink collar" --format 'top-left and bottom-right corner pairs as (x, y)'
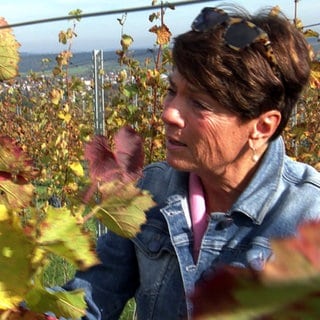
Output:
(189, 172), (208, 261)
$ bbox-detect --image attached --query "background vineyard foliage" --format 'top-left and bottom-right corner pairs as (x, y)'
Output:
(0, 2), (319, 317)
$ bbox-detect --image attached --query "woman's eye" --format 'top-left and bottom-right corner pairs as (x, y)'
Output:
(166, 87), (176, 96)
(192, 100), (209, 110)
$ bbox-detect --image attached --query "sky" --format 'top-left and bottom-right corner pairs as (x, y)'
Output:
(1, 0), (319, 53)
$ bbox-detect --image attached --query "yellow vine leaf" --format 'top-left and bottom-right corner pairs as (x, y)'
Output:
(58, 111), (72, 123)
(37, 206), (100, 270)
(0, 204), (8, 221)
(304, 29), (319, 38)
(50, 88), (63, 105)
(69, 161), (84, 177)
(121, 34), (134, 50)
(0, 220), (36, 309)
(310, 61), (320, 89)
(0, 179), (34, 210)
(294, 18), (304, 30)
(0, 17), (20, 81)
(149, 24), (172, 45)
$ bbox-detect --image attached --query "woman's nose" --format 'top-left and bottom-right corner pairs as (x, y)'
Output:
(161, 99), (185, 128)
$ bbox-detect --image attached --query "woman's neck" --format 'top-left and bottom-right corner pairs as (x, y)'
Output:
(198, 161), (260, 213)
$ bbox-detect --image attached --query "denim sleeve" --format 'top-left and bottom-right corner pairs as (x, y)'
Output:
(63, 231), (139, 320)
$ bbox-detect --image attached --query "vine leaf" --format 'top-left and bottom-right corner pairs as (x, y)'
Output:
(69, 161), (84, 177)
(262, 221), (320, 282)
(84, 127), (151, 238)
(149, 24), (172, 45)
(83, 125), (145, 204)
(37, 206), (100, 270)
(25, 286), (86, 319)
(0, 136), (39, 209)
(0, 307), (49, 319)
(191, 221), (320, 320)
(121, 34), (134, 50)
(0, 136), (39, 182)
(0, 17), (20, 80)
(95, 181), (153, 238)
(84, 135), (120, 185)
(114, 125), (145, 179)
(0, 220), (36, 309)
(309, 61), (320, 89)
(84, 126), (144, 184)
(0, 175), (35, 210)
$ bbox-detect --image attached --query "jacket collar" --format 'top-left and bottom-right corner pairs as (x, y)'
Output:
(231, 136), (285, 224)
(167, 137), (285, 225)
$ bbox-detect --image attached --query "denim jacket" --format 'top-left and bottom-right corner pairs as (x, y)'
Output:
(64, 137), (320, 320)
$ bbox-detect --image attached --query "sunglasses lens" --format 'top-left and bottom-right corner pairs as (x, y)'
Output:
(225, 21), (262, 49)
(191, 7), (279, 76)
(192, 8), (228, 32)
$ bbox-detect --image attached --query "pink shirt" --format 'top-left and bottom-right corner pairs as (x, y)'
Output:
(189, 172), (208, 261)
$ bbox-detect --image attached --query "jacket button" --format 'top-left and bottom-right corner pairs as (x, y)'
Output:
(186, 265), (196, 272)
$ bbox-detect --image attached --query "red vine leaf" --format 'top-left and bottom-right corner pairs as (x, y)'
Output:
(0, 136), (39, 209)
(191, 221), (320, 320)
(0, 136), (39, 182)
(84, 135), (120, 182)
(83, 126), (144, 203)
(114, 125), (144, 181)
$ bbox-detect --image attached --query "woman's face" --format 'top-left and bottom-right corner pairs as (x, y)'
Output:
(162, 69), (254, 177)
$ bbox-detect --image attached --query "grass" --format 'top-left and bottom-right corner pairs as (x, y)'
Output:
(41, 219), (136, 318)
(42, 254), (76, 287)
(43, 255), (136, 318)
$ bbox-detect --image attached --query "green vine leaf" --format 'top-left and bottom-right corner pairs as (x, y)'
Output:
(121, 34), (134, 51)
(37, 206), (100, 270)
(25, 286), (86, 319)
(0, 220), (36, 309)
(95, 181), (153, 238)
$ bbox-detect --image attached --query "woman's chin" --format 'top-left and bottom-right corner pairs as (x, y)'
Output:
(166, 156), (192, 172)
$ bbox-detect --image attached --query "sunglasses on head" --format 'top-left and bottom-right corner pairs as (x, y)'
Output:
(191, 7), (279, 74)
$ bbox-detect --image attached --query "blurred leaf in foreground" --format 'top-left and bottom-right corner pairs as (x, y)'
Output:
(25, 286), (86, 319)
(0, 17), (20, 80)
(0, 219), (36, 309)
(37, 206), (100, 271)
(191, 221), (320, 320)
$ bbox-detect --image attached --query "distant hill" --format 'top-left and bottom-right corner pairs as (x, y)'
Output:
(18, 39), (320, 76)
(18, 48), (158, 76)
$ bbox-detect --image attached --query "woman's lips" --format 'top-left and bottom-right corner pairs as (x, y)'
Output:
(166, 138), (187, 149)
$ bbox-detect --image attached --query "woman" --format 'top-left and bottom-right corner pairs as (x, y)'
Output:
(64, 5), (320, 320)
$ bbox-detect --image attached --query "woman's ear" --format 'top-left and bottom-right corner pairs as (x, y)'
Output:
(250, 110), (282, 141)
(247, 110), (281, 162)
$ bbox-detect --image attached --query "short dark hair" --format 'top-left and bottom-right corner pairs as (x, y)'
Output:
(172, 6), (311, 139)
